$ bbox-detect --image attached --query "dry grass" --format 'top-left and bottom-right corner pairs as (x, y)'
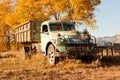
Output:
(0, 50), (120, 80)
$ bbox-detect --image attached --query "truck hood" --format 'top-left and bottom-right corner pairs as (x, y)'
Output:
(50, 30), (80, 43)
(50, 30), (77, 36)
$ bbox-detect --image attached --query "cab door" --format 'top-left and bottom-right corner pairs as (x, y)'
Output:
(41, 25), (49, 53)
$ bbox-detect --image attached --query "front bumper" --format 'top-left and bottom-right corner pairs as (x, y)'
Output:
(55, 43), (97, 57)
(66, 43), (97, 56)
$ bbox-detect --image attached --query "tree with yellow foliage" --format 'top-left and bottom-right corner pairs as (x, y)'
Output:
(7, 0), (100, 29)
(41, 0), (101, 29)
(6, 0), (49, 28)
(40, 0), (67, 20)
(0, 0), (12, 50)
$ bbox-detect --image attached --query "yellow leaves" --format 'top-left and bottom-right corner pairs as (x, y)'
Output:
(39, 0), (100, 28)
(53, 0), (65, 12)
(0, 0), (10, 21)
(4, 13), (17, 28)
(2, 0), (100, 29)
(93, 0), (101, 5)
(66, 0), (101, 28)
(0, 0), (11, 46)
(46, 0), (68, 20)
(0, 0), (10, 12)
(11, 0), (49, 26)
(83, 18), (96, 30)
(0, 0), (11, 27)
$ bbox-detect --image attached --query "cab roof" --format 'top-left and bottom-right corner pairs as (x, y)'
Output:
(41, 20), (75, 25)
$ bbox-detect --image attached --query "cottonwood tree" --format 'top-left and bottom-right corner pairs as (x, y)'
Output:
(7, 0), (100, 29)
(40, 0), (101, 29)
(40, 0), (67, 20)
(0, 0), (12, 50)
(6, 0), (49, 27)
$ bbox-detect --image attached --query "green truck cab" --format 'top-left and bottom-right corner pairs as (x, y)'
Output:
(40, 21), (97, 65)
(40, 21), (78, 64)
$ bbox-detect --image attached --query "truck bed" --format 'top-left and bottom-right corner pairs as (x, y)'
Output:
(15, 20), (41, 43)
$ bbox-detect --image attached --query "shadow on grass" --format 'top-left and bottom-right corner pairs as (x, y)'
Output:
(74, 54), (120, 68)
(100, 55), (120, 67)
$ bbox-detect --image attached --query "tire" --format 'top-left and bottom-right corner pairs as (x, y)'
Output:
(47, 44), (56, 65)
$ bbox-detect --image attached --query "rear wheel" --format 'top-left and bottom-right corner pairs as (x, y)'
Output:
(47, 44), (56, 65)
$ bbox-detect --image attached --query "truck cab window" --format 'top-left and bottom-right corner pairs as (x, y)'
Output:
(63, 23), (75, 31)
(42, 25), (48, 33)
(49, 23), (62, 31)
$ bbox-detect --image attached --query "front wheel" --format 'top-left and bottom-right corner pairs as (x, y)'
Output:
(47, 44), (56, 65)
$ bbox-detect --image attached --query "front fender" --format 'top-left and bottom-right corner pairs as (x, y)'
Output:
(46, 39), (67, 53)
(56, 46), (66, 52)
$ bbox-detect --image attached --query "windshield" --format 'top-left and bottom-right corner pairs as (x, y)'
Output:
(49, 22), (75, 31)
(63, 23), (75, 31)
(49, 22), (62, 31)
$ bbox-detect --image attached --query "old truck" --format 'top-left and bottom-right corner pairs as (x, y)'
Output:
(15, 20), (97, 65)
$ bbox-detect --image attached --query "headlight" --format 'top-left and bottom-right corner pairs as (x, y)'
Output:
(57, 37), (64, 43)
(57, 33), (65, 43)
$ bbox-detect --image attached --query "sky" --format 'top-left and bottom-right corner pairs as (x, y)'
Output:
(82, 0), (120, 38)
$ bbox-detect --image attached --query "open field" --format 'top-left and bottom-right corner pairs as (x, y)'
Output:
(0, 51), (120, 80)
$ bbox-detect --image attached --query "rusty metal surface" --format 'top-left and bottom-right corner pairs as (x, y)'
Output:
(65, 43), (97, 47)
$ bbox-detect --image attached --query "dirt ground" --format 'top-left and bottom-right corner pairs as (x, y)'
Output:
(0, 51), (120, 80)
